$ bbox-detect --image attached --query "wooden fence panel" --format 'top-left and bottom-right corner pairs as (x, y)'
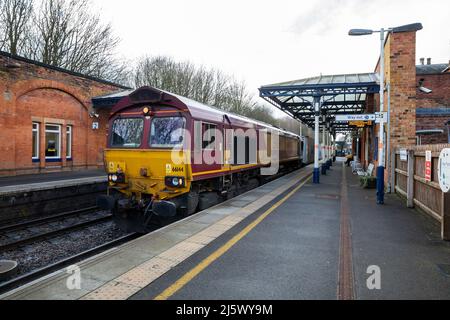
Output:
(394, 144), (450, 240)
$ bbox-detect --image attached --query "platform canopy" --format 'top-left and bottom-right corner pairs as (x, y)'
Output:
(259, 72), (380, 133)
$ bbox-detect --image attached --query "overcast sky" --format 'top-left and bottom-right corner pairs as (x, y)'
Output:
(93, 0), (449, 117)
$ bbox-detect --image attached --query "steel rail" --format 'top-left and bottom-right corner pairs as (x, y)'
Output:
(0, 233), (139, 295)
(0, 206), (99, 233)
(0, 214), (113, 252)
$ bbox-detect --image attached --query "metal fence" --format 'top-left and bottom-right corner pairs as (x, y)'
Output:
(392, 144), (450, 240)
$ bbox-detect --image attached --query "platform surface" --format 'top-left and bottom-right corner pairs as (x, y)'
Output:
(0, 170), (106, 195)
(2, 162), (450, 300)
(133, 163), (450, 300)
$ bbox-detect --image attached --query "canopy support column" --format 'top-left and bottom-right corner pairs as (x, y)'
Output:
(377, 28), (386, 205)
(327, 132), (332, 168)
(321, 115), (327, 175)
(313, 97), (321, 183)
(328, 131), (334, 167)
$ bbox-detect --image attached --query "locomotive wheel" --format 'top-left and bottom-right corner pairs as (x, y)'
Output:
(248, 178), (260, 190)
(186, 191), (199, 216)
(198, 192), (220, 211)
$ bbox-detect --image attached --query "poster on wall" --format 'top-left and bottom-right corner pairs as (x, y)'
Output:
(425, 150), (432, 182)
(438, 148), (450, 193)
(400, 149), (408, 161)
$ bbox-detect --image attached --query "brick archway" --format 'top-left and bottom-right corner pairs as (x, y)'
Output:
(12, 79), (92, 171)
(11, 79), (90, 110)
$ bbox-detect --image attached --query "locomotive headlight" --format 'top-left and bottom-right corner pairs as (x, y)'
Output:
(143, 106), (151, 115)
(165, 176), (185, 188)
(111, 174), (118, 182)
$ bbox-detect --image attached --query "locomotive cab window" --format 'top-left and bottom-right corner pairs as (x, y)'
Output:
(111, 118), (144, 148)
(150, 116), (186, 148)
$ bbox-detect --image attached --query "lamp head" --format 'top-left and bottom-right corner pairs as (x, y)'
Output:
(348, 29), (373, 36)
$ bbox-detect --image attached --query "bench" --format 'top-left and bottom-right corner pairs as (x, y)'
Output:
(356, 163), (375, 177)
(350, 159), (362, 173)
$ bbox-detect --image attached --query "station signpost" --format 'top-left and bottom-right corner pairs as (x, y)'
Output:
(438, 148), (450, 193)
(438, 148), (450, 240)
(335, 114), (376, 122)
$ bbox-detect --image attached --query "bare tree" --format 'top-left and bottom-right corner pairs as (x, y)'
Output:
(0, 0), (129, 84)
(133, 55), (284, 128)
(0, 0), (33, 55)
(29, 0), (128, 81)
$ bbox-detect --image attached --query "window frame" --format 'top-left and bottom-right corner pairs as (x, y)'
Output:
(66, 125), (72, 160)
(45, 124), (61, 160)
(202, 122), (218, 151)
(149, 115), (186, 149)
(32, 122), (39, 161)
(110, 117), (145, 149)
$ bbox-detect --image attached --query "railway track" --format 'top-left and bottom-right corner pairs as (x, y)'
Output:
(0, 232), (139, 295)
(0, 214), (113, 252)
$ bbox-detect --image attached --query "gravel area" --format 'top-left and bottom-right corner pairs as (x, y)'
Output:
(0, 220), (128, 282)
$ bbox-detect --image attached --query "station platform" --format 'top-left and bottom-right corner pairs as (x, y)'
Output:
(0, 169), (106, 195)
(0, 170), (107, 223)
(2, 162), (450, 300)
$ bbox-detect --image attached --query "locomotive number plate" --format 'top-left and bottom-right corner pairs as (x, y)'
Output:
(166, 164), (184, 174)
(109, 161), (126, 173)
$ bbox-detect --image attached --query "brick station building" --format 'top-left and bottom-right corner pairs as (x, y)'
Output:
(416, 60), (450, 145)
(356, 29), (450, 170)
(0, 51), (128, 176)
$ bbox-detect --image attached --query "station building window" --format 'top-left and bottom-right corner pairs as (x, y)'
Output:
(45, 124), (61, 160)
(66, 125), (72, 159)
(32, 122), (39, 161)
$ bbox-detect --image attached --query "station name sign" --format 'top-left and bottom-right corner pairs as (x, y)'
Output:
(335, 114), (376, 122)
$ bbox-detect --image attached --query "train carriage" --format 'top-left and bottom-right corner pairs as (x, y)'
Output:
(97, 86), (310, 233)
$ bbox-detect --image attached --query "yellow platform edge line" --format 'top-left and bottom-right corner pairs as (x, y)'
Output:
(154, 174), (312, 300)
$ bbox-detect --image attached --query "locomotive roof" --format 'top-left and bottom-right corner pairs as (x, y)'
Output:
(93, 87), (300, 138)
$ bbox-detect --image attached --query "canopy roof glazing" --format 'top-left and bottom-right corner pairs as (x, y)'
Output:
(259, 72), (380, 133)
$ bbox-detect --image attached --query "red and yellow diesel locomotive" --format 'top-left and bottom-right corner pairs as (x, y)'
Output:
(97, 86), (308, 232)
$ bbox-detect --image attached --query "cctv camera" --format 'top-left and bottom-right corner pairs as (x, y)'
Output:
(419, 86), (432, 94)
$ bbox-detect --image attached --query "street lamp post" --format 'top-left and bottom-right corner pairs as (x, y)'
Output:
(348, 22), (422, 205)
(377, 27), (386, 205)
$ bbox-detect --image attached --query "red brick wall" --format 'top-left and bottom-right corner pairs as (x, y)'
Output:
(417, 73), (450, 107)
(384, 31), (418, 148)
(0, 54), (124, 176)
(364, 30), (418, 185)
(416, 73), (450, 144)
(416, 115), (449, 144)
